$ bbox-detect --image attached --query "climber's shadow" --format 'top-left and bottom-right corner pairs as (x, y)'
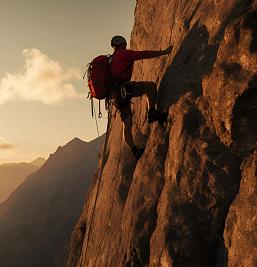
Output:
(157, 22), (219, 110)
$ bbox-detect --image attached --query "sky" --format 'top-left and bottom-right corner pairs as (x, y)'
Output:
(0, 0), (136, 163)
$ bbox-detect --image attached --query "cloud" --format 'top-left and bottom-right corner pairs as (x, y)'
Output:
(0, 138), (17, 164)
(0, 139), (14, 150)
(0, 49), (82, 105)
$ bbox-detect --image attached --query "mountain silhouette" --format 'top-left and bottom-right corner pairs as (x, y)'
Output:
(0, 158), (45, 203)
(0, 135), (104, 267)
(30, 157), (46, 167)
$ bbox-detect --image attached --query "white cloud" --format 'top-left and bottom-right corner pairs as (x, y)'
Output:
(0, 138), (16, 163)
(0, 138), (14, 151)
(0, 49), (82, 105)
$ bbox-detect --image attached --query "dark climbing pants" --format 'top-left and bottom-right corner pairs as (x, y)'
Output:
(114, 81), (157, 121)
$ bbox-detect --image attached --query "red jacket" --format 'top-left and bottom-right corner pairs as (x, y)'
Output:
(110, 48), (161, 82)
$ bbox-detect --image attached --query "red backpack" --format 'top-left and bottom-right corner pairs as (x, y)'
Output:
(86, 55), (112, 100)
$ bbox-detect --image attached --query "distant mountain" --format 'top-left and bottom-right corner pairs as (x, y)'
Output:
(0, 135), (104, 267)
(30, 157), (46, 167)
(0, 158), (46, 203)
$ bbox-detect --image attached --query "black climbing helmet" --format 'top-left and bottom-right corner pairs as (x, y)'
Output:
(111, 35), (127, 48)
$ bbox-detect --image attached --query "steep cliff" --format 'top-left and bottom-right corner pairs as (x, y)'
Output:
(67, 1), (257, 266)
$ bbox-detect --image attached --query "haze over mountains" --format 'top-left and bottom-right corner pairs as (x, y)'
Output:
(0, 135), (104, 267)
(0, 157), (46, 203)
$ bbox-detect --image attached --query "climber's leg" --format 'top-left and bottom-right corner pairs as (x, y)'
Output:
(126, 81), (167, 123)
(120, 104), (145, 159)
(126, 81), (157, 110)
(121, 112), (134, 150)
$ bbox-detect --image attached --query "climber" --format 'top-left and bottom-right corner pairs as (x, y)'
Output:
(110, 35), (173, 159)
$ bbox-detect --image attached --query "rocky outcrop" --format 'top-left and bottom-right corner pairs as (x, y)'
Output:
(224, 151), (257, 267)
(66, 1), (257, 266)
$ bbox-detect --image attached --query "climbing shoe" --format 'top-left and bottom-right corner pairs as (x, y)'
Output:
(147, 109), (168, 123)
(132, 146), (145, 160)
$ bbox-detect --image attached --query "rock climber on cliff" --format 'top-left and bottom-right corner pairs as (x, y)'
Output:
(110, 35), (173, 160)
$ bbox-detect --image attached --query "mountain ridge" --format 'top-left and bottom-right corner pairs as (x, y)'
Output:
(0, 135), (104, 267)
(0, 159), (45, 203)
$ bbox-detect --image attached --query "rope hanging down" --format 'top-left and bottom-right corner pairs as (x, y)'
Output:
(92, 100), (100, 137)
(80, 112), (112, 267)
(91, 126), (123, 267)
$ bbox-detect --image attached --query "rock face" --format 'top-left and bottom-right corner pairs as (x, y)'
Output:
(0, 136), (104, 267)
(224, 151), (257, 267)
(66, 1), (257, 266)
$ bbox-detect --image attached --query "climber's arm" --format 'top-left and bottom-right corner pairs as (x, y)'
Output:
(128, 45), (173, 61)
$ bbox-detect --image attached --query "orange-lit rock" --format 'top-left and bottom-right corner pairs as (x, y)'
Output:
(66, 1), (257, 266)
